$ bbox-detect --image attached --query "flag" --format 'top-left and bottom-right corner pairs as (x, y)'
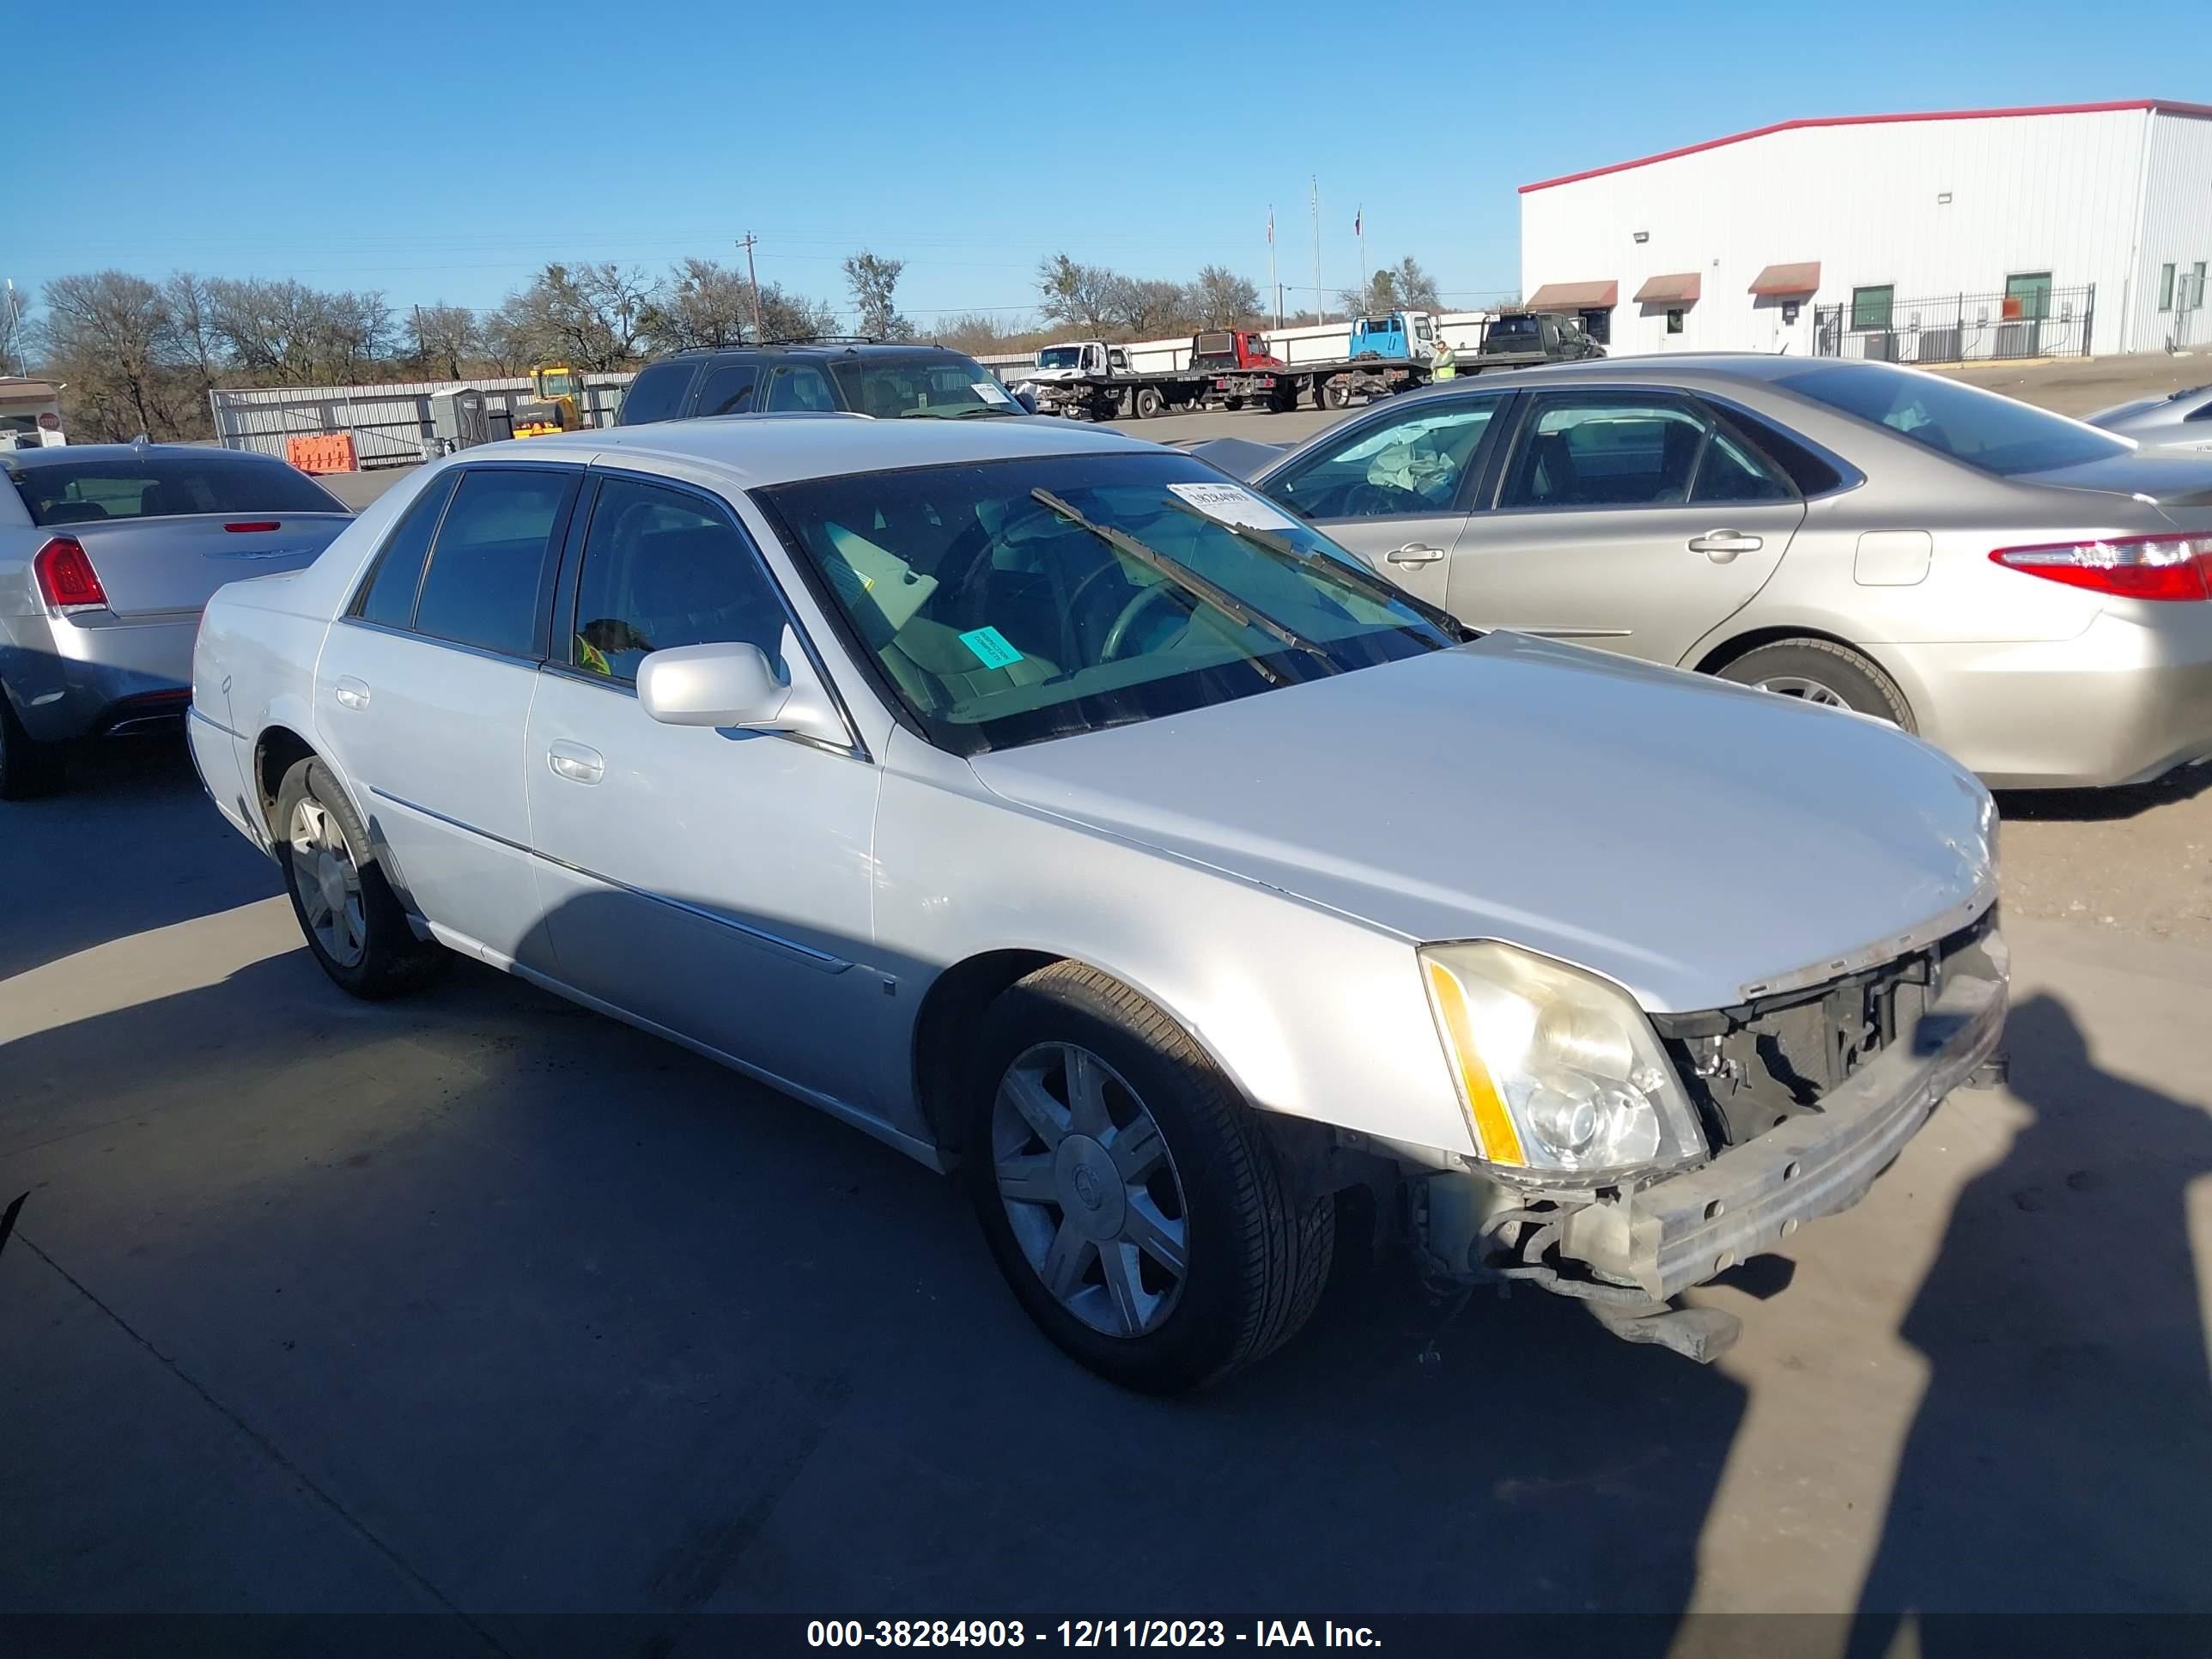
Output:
(1353, 208), (1362, 237)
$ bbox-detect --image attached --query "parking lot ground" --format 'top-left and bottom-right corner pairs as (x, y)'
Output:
(3, 738), (2210, 1637)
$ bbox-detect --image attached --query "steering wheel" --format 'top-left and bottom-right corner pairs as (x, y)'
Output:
(1335, 478), (1437, 517)
(1100, 581), (1192, 660)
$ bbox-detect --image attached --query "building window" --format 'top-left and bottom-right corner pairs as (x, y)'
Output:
(1665, 308), (1685, 335)
(2005, 272), (2052, 321)
(2160, 264), (2177, 312)
(2195, 263), (2209, 310)
(1850, 285), (1894, 331)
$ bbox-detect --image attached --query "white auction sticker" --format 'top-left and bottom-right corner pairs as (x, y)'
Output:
(1165, 481), (1301, 532)
(971, 380), (1015, 404)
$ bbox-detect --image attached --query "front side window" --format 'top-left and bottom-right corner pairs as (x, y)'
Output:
(568, 477), (792, 683)
(353, 471), (458, 628)
(695, 362), (759, 417)
(11, 454), (344, 525)
(1778, 362), (2130, 477)
(411, 469), (576, 657)
(765, 364), (838, 412)
(1499, 396), (1712, 509)
(1268, 398), (1500, 520)
(1850, 285), (1895, 331)
(757, 452), (1453, 755)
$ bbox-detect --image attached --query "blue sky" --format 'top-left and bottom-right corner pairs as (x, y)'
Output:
(9, 0), (2208, 329)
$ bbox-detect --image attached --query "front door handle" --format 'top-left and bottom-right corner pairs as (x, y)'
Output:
(1687, 531), (1763, 562)
(333, 677), (370, 710)
(1386, 543), (1448, 567)
(546, 740), (605, 785)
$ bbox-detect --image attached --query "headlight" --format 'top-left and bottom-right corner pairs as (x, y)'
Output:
(1419, 941), (1707, 1179)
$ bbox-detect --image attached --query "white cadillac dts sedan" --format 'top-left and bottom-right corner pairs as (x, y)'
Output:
(189, 413), (2005, 1390)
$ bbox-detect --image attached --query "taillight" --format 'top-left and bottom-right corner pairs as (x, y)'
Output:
(1990, 534), (2212, 601)
(33, 536), (109, 610)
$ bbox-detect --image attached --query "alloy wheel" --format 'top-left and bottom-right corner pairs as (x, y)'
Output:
(289, 796), (368, 968)
(991, 1041), (1190, 1338)
(1754, 674), (1852, 710)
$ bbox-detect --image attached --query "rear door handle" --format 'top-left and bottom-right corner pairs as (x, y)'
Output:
(333, 677), (370, 710)
(1386, 543), (1448, 566)
(547, 740), (605, 785)
(1687, 531), (1764, 562)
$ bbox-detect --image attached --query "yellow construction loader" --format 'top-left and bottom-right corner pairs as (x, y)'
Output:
(511, 365), (588, 439)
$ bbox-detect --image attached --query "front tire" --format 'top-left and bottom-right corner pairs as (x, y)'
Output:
(963, 962), (1333, 1393)
(274, 757), (447, 1000)
(1716, 639), (1915, 728)
(1133, 386), (1164, 420)
(0, 691), (66, 800)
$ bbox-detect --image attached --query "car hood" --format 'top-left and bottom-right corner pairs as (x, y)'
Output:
(968, 633), (1996, 1013)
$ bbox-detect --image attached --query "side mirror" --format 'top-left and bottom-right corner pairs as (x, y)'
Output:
(636, 635), (848, 745)
(1016, 388), (1038, 414)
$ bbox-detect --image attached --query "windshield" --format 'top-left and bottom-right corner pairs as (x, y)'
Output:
(827, 354), (1018, 419)
(1036, 348), (1083, 369)
(9, 453), (346, 524)
(1778, 362), (2132, 476)
(756, 452), (1454, 754)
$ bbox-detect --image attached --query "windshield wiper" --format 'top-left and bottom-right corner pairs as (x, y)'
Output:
(1157, 495), (1478, 642)
(1030, 488), (1335, 672)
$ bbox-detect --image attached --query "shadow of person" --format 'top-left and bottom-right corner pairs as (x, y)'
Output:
(1848, 992), (2212, 1656)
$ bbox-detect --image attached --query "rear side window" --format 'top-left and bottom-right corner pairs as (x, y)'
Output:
(695, 362), (760, 416)
(764, 364), (839, 412)
(616, 362), (698, 426)
(411, 469), (576, 657)
(1500, 396), (1709, 508)
(1690, 428), (1796, 504)
(11, 454), (344, 525)
(353, 471), (458, 629)
(1711, 405), (1846, 495)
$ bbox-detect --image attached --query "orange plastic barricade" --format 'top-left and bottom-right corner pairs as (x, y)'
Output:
(285, 434), (358, 474)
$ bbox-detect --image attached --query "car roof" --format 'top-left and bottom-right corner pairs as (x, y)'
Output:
(484, 411), (1159, 488)
(0, 441), (289, 470)
(1455, 352), (1858, 392)
(658, 342), (978, 363)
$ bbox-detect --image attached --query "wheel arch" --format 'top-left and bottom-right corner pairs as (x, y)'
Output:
(252, 724), (319, 837)
(1686, 624), (1930, 738)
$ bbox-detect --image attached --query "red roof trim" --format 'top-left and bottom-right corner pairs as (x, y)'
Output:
(1519, 99), (2212, 193)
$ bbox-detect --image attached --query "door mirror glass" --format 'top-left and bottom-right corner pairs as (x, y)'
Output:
(637, 641), (788, 727)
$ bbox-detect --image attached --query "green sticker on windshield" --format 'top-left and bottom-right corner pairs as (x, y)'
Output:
(958, 625), (1025, 670)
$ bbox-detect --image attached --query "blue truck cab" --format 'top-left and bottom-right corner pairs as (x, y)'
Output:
(1346, 310), (1437, 362)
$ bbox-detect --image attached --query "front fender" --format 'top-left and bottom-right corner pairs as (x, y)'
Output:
(873, 757), (1476, 1165)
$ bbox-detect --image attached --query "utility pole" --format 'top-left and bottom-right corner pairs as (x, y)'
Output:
(737, 234), (764, 342)
(1310, 177), (1324, 326)
(3, 281), (25, 376)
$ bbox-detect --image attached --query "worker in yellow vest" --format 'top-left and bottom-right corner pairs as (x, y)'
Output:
(1431, 331), (1459, 381)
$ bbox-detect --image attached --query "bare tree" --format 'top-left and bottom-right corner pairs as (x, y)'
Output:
(1187, 264), (1263, 330)
(1109, 276), (1191, 337)
(410, 303), (480, 378)
(842, 250), (914, 341)
(204, 277), (394, 385)
(38, 270), (191, 440)
(1392, 256), (1442, 312)
(164, 273), (222, 398)
(488, 262), (658, 370)
(1036, 253), (1125, 334)
(644, 258), (752, 350)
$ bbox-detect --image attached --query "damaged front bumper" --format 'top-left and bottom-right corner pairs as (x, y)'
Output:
(1424, 929), (2008, 1352)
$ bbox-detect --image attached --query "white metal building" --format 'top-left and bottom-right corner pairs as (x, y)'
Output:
(1519, 99), (2212, 362)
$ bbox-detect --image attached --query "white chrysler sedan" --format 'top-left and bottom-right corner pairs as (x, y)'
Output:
(189, 415), (2006, 1390)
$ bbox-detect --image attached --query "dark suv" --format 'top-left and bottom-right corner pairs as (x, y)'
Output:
(615, 342), (1030, 426)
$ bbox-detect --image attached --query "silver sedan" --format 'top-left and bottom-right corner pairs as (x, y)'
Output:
(2087, 382), (2212, 453)
(1, 442), (350, 796)
(1213, 357), (2212, 788)
(190, 416), (2003, 1389)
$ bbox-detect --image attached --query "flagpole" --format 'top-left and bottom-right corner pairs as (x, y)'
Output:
(1310, 176), (1323, 326)
(1267, 204), (1279, 331)
(1357, 207), (1367, 314)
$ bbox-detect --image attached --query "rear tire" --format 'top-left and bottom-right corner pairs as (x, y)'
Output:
(274, 757), (447, 1000)
(0, 690), (66, 800)
(963, 961), (1334, 1393)
(1716, 639), (1915, 729)
(1133, 387), (1164, 420)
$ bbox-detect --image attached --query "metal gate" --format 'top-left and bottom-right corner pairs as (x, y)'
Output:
(1814, 284), (2094, 364)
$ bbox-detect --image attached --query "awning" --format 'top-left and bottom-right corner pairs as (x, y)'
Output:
(1633, 272), (1702, 304)
(1527, 279), (1619, 310)
(1749, 261), (1820, 295)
